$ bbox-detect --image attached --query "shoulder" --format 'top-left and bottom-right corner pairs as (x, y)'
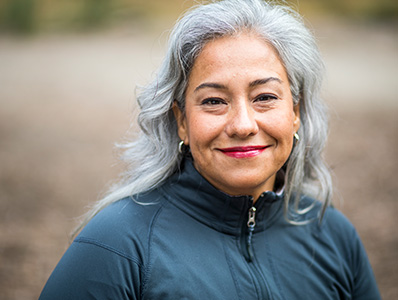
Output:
(317, 205), (381, 298)
(308, 202), (364, 264)
(297, 196), (356, 235)
(39, 195), (167, 299)
(322, 204), (354, 228)
(75, 191), (169, 262)
(299, 199), (377, 281)
(320, 205), (357, 239)
(294, 196), (360, 255)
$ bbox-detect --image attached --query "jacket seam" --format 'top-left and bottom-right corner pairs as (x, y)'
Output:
(74, 237), (143, 267)
(140, 200), (169, 299)
(261, 235), (287, 300)
(223, 235), (244, 300)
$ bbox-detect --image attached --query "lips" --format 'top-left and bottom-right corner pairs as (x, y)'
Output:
(218, 145), (269, 158)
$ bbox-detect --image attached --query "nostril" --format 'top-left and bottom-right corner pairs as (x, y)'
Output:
(226, 110), (259, 138)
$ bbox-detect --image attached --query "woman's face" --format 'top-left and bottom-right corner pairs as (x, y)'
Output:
(173, 33), (300, 200)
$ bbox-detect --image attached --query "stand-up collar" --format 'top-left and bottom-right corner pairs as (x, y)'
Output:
(160, 158), (283, 236)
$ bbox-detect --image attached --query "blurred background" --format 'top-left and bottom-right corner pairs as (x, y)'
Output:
(0, 0), (397, 299)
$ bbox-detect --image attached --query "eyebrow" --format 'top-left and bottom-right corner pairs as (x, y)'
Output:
(249, 77), (282, 87)
(194, 82), (227, 92)
(194, 77), (282, 93)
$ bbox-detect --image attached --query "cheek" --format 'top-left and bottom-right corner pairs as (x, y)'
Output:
(263, 110), (296, 139)
(186, 113), (223, 147)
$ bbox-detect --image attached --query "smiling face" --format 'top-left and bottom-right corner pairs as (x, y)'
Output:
(173, 33), (300, 200)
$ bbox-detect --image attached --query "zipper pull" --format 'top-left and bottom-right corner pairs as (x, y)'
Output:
(247, 206), (256, 262)
(247, 206), (256, 228)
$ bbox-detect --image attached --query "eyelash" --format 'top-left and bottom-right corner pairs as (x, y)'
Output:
(254, 94), (278, 102)
(201, 98), (226, 105)
(201, 94), (278, 105)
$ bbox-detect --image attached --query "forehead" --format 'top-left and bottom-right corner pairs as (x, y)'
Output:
(188, 33), (288, 86)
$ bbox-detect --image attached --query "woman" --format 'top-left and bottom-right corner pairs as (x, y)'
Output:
(40, 0), (380, 299)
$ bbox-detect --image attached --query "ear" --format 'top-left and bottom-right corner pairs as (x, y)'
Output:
(172, 101), (189, 145)
(293, 103), (300, 133)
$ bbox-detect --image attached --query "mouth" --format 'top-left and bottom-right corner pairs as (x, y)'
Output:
(217, 145), (269, 158)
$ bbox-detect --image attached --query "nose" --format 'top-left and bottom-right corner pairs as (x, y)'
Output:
(225, 100), (259, 138)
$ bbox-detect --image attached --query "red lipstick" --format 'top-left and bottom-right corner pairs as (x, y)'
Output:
(218, 146), (268, 158)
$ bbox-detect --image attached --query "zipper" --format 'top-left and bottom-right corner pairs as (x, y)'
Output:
(246, 206), (256, 262)
(242, 194), (272, 299)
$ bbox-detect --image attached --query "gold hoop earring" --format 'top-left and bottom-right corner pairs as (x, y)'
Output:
(294, 132), (300, 141)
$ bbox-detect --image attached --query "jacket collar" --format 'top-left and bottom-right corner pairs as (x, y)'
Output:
(160, 158), (284, 236)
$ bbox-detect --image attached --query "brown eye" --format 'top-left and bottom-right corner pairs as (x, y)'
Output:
(202, 98), (226, 105)
(255, 94), (277, 102)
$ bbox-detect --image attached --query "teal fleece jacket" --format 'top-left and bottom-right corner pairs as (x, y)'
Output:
(40, 159), (380, 299)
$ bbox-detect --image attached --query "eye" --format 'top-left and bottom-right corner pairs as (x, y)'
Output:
(201, 98), (227, 105)
(254, 94), (278, 102)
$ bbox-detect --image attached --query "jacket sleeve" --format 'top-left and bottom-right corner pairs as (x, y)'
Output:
(39, 238), (142, 300)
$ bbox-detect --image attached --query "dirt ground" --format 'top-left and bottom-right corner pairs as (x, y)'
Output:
(0, 20), (397, 299)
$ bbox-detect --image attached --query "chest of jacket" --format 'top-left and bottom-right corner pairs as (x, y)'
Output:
(141, 200), (351, 300)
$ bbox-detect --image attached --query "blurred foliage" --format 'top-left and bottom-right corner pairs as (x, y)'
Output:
(298, 0), (398, 21)
(0, 0), (397, 35)
(78, 0), (112, 28)
(0, 0), (196, 34)
(1, 0), (36, 34)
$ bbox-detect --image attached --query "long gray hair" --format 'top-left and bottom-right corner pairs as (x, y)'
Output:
(76, 0), (332, 233)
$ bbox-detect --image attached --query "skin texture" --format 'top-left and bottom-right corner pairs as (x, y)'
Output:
(173, 33), (300, 201)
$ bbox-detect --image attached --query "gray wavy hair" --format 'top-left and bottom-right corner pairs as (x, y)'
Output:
(76, 0), (332, 233)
